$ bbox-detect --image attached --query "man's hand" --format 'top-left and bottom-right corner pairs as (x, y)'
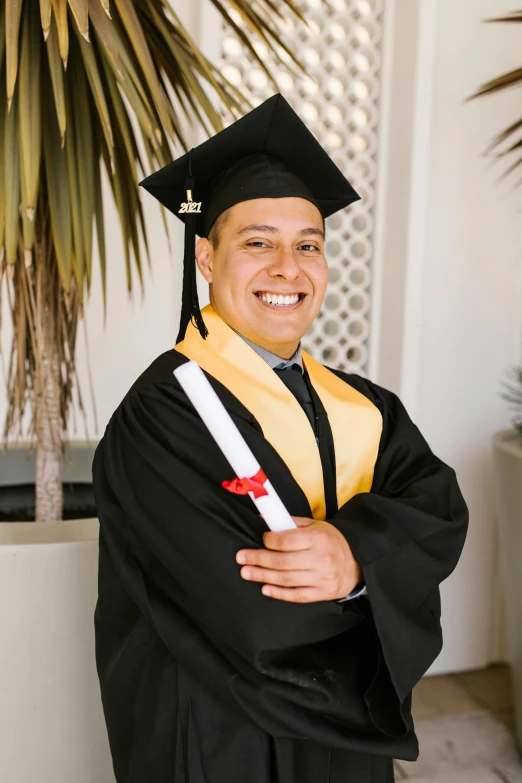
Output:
(235, 517), (363, 603)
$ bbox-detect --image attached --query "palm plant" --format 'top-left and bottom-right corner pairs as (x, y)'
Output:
(467, 9), (522, 436)
(467, 9), (522, 184)
(0, 0), (309, 521)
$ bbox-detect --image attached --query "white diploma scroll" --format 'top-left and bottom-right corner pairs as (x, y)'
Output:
(173, 360), (297, 532)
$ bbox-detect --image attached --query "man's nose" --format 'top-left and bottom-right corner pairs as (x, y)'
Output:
(268, 246), (301, 279)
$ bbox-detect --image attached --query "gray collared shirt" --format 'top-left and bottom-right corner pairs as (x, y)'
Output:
(230, 328), (304, 372)
(232, 327), (367, 602)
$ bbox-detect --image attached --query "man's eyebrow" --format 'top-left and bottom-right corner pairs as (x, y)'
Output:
(235, 224), (325, 240)
(297, 227), (325, 240)
(235, 224), (279, 236)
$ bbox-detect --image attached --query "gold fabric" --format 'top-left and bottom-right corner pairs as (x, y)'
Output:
(176, 304), (383, 520)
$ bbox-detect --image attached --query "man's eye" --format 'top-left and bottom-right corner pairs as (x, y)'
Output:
(299, 244), (320, 251)
(247, 241), (269, 247)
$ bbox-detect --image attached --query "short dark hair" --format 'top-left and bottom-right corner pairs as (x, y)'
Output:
(207, 209), (231, 250)
(207, 206), (326, 250)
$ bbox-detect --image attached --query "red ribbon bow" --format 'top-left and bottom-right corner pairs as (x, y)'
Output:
(221, 468), (269, 499)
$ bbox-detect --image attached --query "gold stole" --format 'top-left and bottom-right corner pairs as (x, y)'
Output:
(176, 304), (383, 521)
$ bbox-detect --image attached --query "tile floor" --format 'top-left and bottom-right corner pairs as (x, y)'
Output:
(394, 664), (522, 782)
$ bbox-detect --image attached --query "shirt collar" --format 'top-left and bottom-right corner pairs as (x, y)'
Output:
(230, 327), (304, 373)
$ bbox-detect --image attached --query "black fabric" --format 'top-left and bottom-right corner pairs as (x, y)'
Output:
(92, 348), (469, 783)
(273, 363), (338, 519)
(202, 152), (322, 236)
(176, 150), (208, 343)
(274, 364), (317, 436)
(0, 482), (96, 522)
(138, 93), (360, 239)
(305, 371), (339, 520)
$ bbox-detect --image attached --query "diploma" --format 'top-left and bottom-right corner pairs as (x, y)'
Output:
(173, 360), (297, 532)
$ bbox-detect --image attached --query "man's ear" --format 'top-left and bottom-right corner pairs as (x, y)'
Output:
(195, 237), (213, 283)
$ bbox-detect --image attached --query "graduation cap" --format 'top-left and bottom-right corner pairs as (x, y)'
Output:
(138, 93), (360, 344)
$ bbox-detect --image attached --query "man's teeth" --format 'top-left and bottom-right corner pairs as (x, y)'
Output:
(258, 293), (300, 306)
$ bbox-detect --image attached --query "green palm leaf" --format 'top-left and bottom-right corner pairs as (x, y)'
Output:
(468, 10), (522, 181)
(68, 0), (89, 39)
(51, 0), (69, 67)
(19, 1), (41, 227)
(43, 77), (72, 286)
(6, 0), (23, 109)
(4, 85), (20, 266)
(0, 95), (5, 262)
(39, 0), (53, 40)
(45, 13), (67, 144)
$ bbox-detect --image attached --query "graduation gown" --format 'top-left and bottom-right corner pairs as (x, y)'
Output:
(92, 305), (469, 783)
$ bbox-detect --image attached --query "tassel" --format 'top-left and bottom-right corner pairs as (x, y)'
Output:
(176, 150), (208, 343)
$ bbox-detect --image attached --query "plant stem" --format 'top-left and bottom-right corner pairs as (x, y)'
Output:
(33, 205), (63, 522)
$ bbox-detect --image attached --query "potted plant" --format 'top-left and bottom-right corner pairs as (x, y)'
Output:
(467, 9), (522, 751)
(0, 2), (307, 780)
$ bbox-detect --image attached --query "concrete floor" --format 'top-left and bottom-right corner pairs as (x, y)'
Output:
(394, 664), (522, 782)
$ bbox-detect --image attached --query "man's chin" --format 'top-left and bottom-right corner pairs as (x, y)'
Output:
(217, 300), (313, 351)
(245, 318), (308, 352)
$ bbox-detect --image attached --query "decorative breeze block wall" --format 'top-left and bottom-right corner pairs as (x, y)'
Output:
(218, 0), (384, 375)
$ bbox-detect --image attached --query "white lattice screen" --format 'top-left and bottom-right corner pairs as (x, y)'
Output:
(218, 0), (383, 374)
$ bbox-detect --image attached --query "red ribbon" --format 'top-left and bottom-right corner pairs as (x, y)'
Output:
(221, 467), (269, 499)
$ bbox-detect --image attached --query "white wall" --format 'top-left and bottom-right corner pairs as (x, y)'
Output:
(374, 0), (522, 673)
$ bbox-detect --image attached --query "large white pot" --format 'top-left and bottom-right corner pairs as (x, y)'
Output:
(0, 443), (115, 783)
(492, 428), (522, 750)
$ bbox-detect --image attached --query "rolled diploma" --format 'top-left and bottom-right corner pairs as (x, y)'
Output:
(173, 360), (296, 532)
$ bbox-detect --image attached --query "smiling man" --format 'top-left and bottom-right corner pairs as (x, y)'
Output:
(92, 95), (469, 783)
(200, 198), (327, 360)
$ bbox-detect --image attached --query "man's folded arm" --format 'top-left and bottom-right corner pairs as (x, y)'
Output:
(93, 381), (362, 661)
(93, 379), (407, 744)
(327, 378), (469, 707)
(95, 378), (466, 743)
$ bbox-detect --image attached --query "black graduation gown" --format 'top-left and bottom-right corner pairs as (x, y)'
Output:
(92, 348), (469, 783)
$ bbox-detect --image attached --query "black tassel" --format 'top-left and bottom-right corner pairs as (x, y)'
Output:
(176, 149), (208, 343)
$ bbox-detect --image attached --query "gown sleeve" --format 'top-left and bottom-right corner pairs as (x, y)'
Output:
(327, 376), (469, 729)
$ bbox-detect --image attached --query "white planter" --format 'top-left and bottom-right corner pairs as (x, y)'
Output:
(0, 444), (115, 783)
(492, 428), (522, 750)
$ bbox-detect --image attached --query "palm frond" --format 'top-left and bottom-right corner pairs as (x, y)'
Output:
(0, 0), (314, 454)
(45, 13), (67, 144)
(4, 83), (20, 266)
(0, 52), (5, 259)
(19, 1), (41, 226)
(51, 0), (69, 68)
(467, 11), (522, 183)
(39, 0), (53, 40)
(43, 74), (72, 286)
(467, 67), (522, 101)
(68, 0), (89, 40)
(485, 11), (522, 23)
(6, 0), (23, 109)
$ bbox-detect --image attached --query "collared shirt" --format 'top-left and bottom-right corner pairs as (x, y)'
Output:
(230, 327), (304, 372)
(232, 327), (367, 602)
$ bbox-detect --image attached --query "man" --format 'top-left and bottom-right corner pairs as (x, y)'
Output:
(92, 94), (469, 783)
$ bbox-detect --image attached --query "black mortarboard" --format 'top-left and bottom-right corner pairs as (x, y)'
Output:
(138, 93), (360, 343)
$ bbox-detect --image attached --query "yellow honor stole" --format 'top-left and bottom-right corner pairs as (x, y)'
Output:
(176, 304), (383, 521)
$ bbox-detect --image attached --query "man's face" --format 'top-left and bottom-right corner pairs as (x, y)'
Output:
(194, 196), (328, 358)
